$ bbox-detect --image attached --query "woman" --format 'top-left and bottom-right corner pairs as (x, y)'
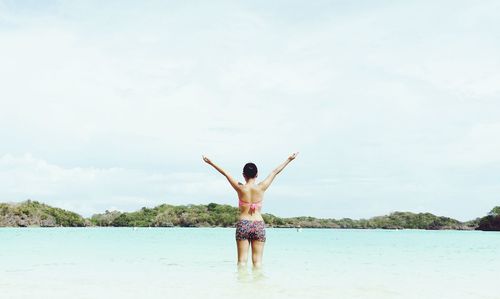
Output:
(202, 152), (298, 268)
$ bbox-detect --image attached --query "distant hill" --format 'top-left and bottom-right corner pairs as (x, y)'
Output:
(90, 203), (239, 227)
(0, 200), (87, 227)
(1, 200), (492, 230)
(89, 204), (478, 229)
(476, 206), (500, 231)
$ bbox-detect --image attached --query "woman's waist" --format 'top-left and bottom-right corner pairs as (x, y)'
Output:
(238, 212), (264, 221)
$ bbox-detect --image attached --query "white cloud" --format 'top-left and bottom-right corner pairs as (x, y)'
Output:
(445, 123), (500, 166)
(0, 153), (229, 216)
(0, 0), (499, 220)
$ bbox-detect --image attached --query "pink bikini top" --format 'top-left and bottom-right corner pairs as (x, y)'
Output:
(238, 199), (263, 214)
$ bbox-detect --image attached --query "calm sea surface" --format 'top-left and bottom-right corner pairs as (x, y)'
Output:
(1, 228), (499, 299)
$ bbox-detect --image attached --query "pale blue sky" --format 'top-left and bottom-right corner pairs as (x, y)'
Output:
(1, 1), (499, 220)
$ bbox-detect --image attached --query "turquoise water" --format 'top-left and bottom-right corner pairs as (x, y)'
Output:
(1, 228), (499, 299)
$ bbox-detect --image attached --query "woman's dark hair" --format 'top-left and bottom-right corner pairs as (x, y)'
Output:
(243, 162), (258, 178)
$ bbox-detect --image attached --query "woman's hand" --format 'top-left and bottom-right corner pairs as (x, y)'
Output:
(288, 152), (299, 161)
(202, 155), (212, 165)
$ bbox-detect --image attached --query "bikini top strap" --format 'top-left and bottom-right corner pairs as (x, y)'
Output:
(239, 199), (263, 206)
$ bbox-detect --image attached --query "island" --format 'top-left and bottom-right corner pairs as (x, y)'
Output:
(1, 200), (497, 231)
(476, 206), (500, 231)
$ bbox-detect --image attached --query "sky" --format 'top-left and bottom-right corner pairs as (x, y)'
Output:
(1, 0), (499, 221)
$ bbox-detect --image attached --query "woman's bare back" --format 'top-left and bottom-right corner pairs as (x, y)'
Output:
(238, 183), (265, 220)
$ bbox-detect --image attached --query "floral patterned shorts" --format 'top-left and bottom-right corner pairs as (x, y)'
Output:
(235, 219), (266, 242)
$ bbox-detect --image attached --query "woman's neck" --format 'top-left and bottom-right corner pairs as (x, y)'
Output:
(245, 178), (256, 185)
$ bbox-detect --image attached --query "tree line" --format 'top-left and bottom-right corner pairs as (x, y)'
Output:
(1, 200), (498, 231)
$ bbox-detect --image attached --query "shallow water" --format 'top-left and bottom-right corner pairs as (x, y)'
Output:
(1, 228), (499, 299)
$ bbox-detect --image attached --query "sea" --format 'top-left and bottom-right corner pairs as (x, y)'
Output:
(1, 227), (499, 299)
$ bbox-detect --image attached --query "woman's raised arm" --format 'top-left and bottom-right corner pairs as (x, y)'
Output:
(258, 152), (299, 191)
(203, 155), (242, 193)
